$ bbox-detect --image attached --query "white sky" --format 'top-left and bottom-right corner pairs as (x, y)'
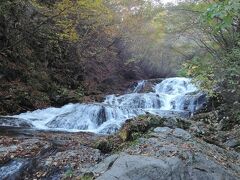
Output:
(162, 0), (177, 4)
(152, 0), (184, 5)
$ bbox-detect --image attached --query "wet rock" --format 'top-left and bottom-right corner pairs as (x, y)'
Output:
(174, 93), (207, 113)
(96, 106), (107, 126)
(0, 117), (33, 128)
(98, 124), (119, 134)
(126, 78), (164, 94)
(0, 159), (31, 180)
(198, 93), (224, 113)
(0, 128), (105, 179)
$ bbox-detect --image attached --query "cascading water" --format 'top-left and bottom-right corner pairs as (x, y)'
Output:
(9, 77), (206, 134)
(133, 80), (146, 93)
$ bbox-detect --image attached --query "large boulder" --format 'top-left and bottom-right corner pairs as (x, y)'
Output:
(92, 153), (237, 180)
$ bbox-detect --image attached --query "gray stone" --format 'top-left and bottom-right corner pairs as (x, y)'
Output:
(224, 139), (240, 148)
(0, 160), (31, 180)
(96, 154), (237, 180)
(85, 154), (119, 175)
(189, 153), (237, 180)
(96, 155), (183, 180)
(173, 128), (192, 140)
(153, 127), (172, 134)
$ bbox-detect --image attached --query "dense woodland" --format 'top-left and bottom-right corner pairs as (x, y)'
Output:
(0, 0), (239, 124)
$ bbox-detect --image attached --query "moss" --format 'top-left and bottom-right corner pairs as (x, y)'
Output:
(176, 118), (192, 130)
(119, 127), (130, 141)
(63, 169), (74, 179)
(93, 115), (166, 154)
(235, 146), (240, 153)
(131, 132), (142, 140)
(80, 172), (94, 180)
(118, 115), (164, 142)
(94, 138), (114, 153)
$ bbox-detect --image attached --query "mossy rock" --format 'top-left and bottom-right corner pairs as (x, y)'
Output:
(94, 138), (114, 153)
(80, 172), (94, 180)
(94, 115), (166, 153)
(176, 118), (192, 130)
(118, 115), (164, 142)
(119, 127), (131, 141)
(146, 115), (165, 127)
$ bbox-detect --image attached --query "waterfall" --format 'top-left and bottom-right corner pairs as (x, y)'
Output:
(10, 77), (206, 134)
(133, 80), (146, 93)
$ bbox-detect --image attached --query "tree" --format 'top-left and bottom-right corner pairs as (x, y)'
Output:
(0, 0), (112, 54)
(179, 0), (240, 126)
(106, 0), (196, 77)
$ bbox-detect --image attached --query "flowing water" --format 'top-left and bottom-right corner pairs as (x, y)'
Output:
(132, 80), (146, 93)
(10, 77), (206, 134)
(0, 160), (29, 179)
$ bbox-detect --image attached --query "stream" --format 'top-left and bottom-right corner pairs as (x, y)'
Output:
(4, 77), (206, 134)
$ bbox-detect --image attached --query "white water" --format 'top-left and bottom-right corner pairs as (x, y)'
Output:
(11, 77), (206, 134)
(0, 160), (28, 179)
(133, 80), (146, 93)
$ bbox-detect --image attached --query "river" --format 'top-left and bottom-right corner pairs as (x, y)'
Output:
(6, 77), (206, 134)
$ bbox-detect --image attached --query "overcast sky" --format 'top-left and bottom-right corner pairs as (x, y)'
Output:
(161, 0), (177, 4)
(153, 0), (184, 5)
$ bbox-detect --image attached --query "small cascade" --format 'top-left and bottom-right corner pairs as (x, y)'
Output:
(133, 80), (146, 93)
(10, 77), (207, 134)
(153, 78), (204, 112)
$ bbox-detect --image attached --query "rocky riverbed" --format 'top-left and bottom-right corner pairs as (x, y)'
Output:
(0, 113), (239, 179)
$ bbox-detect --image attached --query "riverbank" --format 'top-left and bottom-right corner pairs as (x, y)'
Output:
(1, 77), (239, 179)
(1, 113), (239, 179)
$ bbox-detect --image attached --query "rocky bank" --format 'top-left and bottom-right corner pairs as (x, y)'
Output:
(0, 113), (239, 180)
